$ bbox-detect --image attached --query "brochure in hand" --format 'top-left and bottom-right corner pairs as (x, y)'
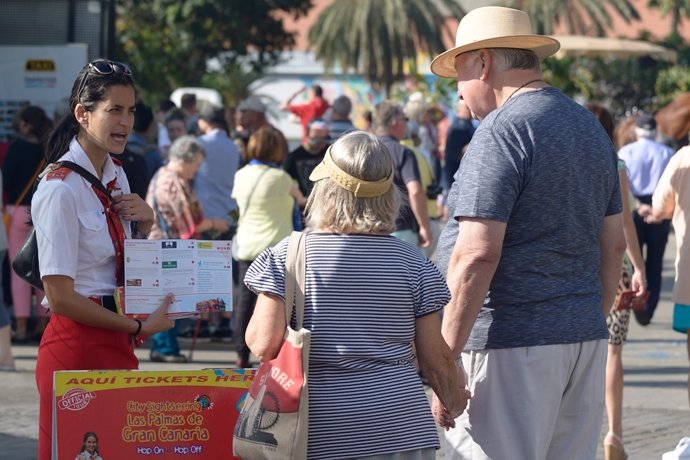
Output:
(122, 239), (233, 319)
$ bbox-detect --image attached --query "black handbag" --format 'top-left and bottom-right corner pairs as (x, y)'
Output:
(12, 225), (41, 290)
(12, 161), (112, 291)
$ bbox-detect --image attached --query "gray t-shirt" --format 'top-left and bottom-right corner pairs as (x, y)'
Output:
(379, 135), (422, 232)
(436, 87), (621, 350)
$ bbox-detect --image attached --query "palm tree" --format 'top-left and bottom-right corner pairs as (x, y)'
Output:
(648, 0), (690, 37)
(506, 0), (639, 36)
(308, 0), (465, 95)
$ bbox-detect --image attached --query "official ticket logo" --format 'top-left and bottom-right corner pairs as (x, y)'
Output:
(58, 388), (97, 411)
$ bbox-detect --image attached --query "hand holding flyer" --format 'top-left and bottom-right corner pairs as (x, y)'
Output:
(123, 240), (233, 319)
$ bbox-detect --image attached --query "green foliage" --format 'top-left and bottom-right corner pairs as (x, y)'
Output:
(655, 65), (690, 106)
(647, 0), (690, 36)
(542, 53), (677, 116)
(542, 56), (578, 95)
(388, 71), (458, 108)
(201, 64), (261, 108)
(308, 0), (465, 95)
(506, 0), (639, 35)
(115, 0), (311, 104)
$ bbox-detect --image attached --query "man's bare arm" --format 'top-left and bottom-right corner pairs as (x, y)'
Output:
(442, 217), (506, 357)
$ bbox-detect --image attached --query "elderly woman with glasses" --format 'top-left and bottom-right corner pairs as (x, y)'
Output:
(32, 59), (174, 460)
(244, 131), (468, 459)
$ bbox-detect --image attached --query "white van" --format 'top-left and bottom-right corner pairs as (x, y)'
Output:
(169, 87), (223, 109)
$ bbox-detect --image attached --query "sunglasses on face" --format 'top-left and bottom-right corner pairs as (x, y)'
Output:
(76, 59), (133, 102)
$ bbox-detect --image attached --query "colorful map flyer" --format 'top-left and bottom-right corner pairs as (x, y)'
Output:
(52, 368), (254, 459)
(124, 240), (233, 318)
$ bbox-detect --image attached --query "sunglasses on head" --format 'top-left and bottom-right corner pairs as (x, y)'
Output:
(76, 59), (133, 102)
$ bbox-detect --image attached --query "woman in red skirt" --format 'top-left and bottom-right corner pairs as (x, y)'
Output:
(32, 60), (174, 460)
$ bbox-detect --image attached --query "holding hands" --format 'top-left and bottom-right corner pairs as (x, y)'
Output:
(431, 366), (472, 430)
(637, 203), (663, 225)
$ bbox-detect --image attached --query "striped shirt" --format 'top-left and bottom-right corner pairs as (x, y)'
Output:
(245, 233), (450, 459)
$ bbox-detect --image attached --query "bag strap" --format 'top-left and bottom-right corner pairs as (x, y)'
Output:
(238, 166), (272, 226)
(58, 160), (127, 286)
(23, 160), (111, 225)
(10, 159), (45, 209)
(285, 231), (306, 330)
(57, 160), (111, 198)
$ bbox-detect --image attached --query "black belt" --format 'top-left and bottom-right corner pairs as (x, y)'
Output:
(88, 295), (117, 313)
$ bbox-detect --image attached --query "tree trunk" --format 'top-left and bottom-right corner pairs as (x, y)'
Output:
(672, 0), (681, 35)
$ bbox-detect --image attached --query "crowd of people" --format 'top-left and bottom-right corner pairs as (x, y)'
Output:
(0, 5), (689, 460)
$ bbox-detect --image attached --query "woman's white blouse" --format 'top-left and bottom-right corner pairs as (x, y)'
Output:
(33, 138), (132, 303)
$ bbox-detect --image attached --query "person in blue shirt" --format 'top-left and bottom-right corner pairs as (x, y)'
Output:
(618, 114), (675, 325)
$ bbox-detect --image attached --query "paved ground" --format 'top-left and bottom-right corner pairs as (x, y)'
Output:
(1, 234), (689, 459)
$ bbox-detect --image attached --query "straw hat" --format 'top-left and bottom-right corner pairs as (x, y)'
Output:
(430, 7), (560, 78)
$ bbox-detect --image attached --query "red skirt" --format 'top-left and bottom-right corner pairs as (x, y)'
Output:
(35, 313), (138, 460)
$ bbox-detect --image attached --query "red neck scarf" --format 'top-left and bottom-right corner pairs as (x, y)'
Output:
(91, 178), (126, 287)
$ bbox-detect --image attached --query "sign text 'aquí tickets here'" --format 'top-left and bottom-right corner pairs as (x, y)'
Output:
(53, 368), (253, 459)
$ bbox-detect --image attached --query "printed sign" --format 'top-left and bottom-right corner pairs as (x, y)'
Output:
(0, 44), (87, 142)
(124, 239), (233, 319)
(52, 368), (254, 459)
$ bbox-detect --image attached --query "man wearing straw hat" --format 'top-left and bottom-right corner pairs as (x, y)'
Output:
(430, 6), (626, 459)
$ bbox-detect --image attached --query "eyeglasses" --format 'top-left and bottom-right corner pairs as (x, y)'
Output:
(76, 59), (133, 102)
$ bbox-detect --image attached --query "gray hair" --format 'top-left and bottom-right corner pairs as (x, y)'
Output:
(488, 48), (541, 72)
(305, 131), (400, 234)
(332, 95), (352, 118)
(168, 135), (205, 163)
(373, 100), (404, 134)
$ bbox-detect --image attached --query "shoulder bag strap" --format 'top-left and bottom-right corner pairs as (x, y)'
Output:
(237, 166), (272, 226)
(58, 160), (111, 197)
(9, 159), (45, 209)
(285, 231), (306, 329)
(23, 160), (110, 224)
(57, 160), (127, 286)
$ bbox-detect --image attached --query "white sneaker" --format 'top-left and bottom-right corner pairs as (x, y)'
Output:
(663, 437), (690, 460)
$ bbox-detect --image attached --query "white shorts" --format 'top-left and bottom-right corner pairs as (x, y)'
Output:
(444, 340), (607, 460)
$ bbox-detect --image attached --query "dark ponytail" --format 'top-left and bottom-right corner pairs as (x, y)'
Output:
(45, 114), (80, 164)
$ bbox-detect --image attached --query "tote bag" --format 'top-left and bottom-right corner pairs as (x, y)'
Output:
(233, 231), (310, 460)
